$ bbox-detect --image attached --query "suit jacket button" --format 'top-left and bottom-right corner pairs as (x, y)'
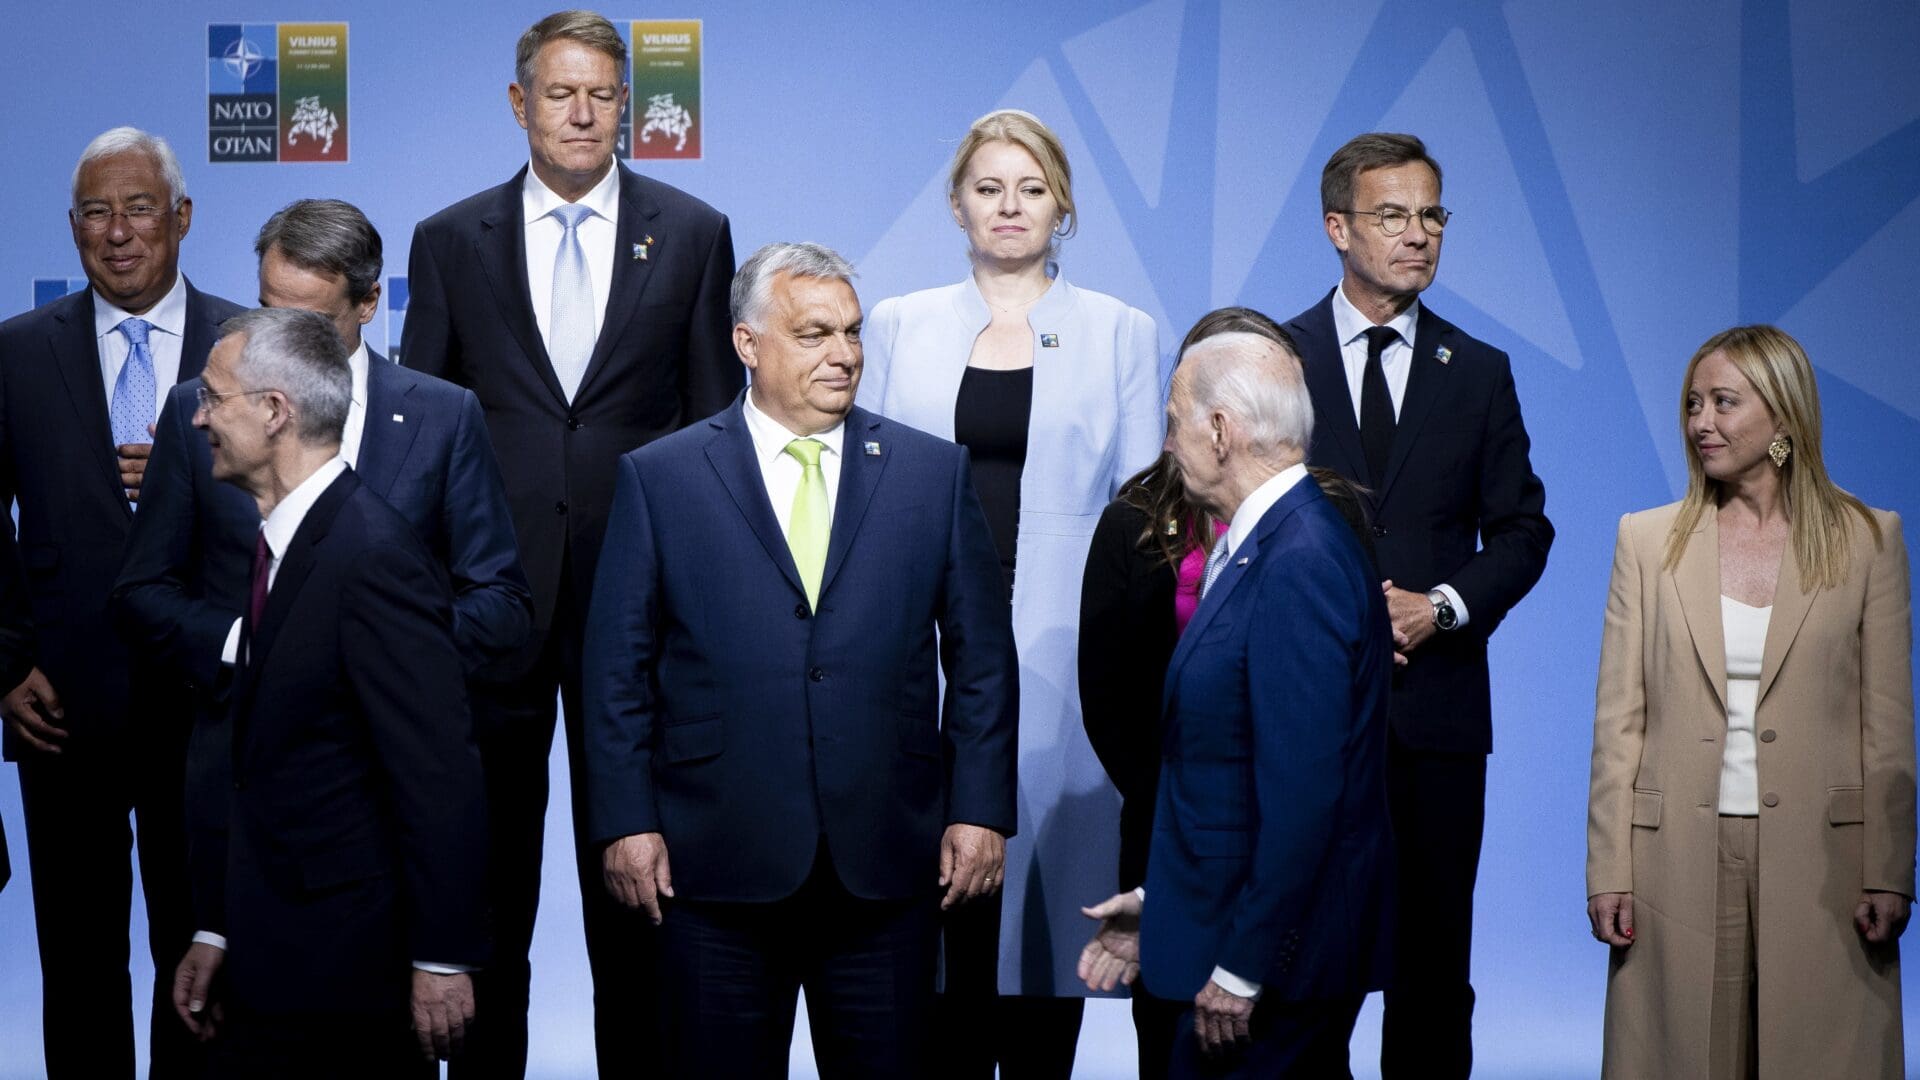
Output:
(1759, 729), (1776, 743)
(794, 603), (809, 619)
(808, 667), (825, 682)
(1762, 792), (1779, 807)
(554, 500), (568, 515)
(567, 417), (582, 431)
(1371, 525), (1387, 538)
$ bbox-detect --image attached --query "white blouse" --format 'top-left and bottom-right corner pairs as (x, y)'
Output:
(1718, 595), (1772, 815)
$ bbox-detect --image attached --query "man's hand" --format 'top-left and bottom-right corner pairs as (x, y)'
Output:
(938, 823), (1005, 910)
(117, 430), (154, 501)
(2, 668), (67, 753)
(171, 941), (225, 1041)
(1077, 891), (1142, 991)
(603, 832), (673, 924)
(1381, 580), (1437, 654)
(1193, 978), (1256, 1057)
(1588, 891), (1635, 947)
(410, 970), (475, 1061)
(1856, 890), (1911, 945)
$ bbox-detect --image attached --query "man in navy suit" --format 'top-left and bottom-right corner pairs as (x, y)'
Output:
(1081, 332), (1393, 1078)
(164, 307), (488, 1077)
(583, 242), (1018, 1077)
(400, 14), (741, 1071)
(0, 126), (243, 1079)
(1280, 133), (1553, 1077)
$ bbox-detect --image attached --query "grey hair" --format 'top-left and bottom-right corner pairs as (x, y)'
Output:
(255, 199), (384, 304)
(730, 242), (858, 329)
(1178, 331), (1314, 458)
(516, 10), (628, 88)
(72, 127), (188, 208)
(219, 308), (352, 447)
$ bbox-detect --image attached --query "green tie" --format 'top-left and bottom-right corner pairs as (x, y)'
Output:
(784, 438), (829, 609)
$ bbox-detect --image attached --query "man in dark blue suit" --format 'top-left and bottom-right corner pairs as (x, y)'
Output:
(1081, 332), (1393, 1078)
(163, 307), (488, 1077)
(1280, 133), (1553, 1078)
(583, 242), (1018, 1077)
(0, 126), (243, 1079)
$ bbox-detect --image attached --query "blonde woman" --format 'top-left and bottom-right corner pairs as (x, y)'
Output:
(1586, 324), (1914, 1078)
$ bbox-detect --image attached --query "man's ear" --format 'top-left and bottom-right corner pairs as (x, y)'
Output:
(733, 323), (759, 373)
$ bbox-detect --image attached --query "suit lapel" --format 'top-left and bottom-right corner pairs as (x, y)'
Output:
(475, 172), (570, 408)
(356, 355), (420, 499)
(1377, 307), (1454, 501)
(575, 165), (663, 402)
(1293, 293), (1367, 484)
(47, 290), (127, 510)
(704, 400), (807, 601)
(1673, 513), (1728, 715)
(1756, 544), (1817, 707)
(819, 410), (885, 601)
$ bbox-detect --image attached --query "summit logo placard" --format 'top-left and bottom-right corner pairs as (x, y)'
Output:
(628, 20), (702, 160)
(207, 23), (349, 163)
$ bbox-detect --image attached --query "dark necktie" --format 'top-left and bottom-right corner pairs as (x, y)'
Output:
(1360, 325), (1399, 486)
(248, 528), (271, 630)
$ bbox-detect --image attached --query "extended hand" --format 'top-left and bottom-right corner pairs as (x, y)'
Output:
(1076, 891), (1142, 991)
(1193, 978), (1256, 1057)
(118, 433), (154, 501)
(1381, 580), (1437, 654)
(2, 668), (67, 753)
(410, 970), (475, 1061)
(603, 832), (674, 924)
(171, 940), (225, 1040)
(1588, 891), (1635, 947)
(1856, 890), (1911, 945)
(938, 823), (1005, 910)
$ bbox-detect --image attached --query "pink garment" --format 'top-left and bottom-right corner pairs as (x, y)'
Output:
(1172, 519), (1227, 634)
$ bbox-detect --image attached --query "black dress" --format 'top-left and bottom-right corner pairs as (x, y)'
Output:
(952, 366), (1033, 591)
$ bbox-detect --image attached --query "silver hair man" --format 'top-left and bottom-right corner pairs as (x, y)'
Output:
(219, 307), (353, 445)
(730, 242), (858, 330)
(1177, 330), (1315, 460)
(71, 127), (188, 209)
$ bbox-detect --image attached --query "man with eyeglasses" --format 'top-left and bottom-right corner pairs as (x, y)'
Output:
(0, 126), (243, 1078)
(1279, 132), (1553, 1078)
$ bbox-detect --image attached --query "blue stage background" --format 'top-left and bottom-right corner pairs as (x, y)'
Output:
(2, 1), (1917, 1076)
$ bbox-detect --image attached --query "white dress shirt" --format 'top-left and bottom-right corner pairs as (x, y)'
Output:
(523, 162), (619, 354)
(1329, 283), (1470, 627)
(741, 391), (844, 533)
(94, 272), (188, 423)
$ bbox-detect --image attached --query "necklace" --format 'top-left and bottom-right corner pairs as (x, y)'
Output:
(981, 279), (1052, 314)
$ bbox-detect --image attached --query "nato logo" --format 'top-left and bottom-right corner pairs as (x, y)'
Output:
(208, 24), (279, 162)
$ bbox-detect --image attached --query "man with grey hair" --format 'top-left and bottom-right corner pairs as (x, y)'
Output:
(1080, 332), (1394, 1077)
(583, 241), (1017, 1075)
(169, 307), (489, 1076)
(0, 125), (242, 1078)
(401, 12), (740, 1070)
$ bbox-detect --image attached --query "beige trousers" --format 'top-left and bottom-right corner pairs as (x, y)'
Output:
(1710, 815), (1759, 1080)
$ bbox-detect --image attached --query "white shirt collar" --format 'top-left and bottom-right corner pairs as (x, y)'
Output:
(347, 338), (370, 407)
(741, 391), (846, 465)
(1332, 281), (1420, 350)
(1222, 462), (1310, 561)
(522, 160), (621, 227)
(260, 456), (349, 562)
(93, 272), (188, 340)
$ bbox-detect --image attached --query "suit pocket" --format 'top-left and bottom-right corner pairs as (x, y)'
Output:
(299, 842), (387, 892)
(663, 713), (723, 764)
(1188, 826), (1252, 858)
(1828, 785), (1865, 825)
(900, 712), (940, 759)
(1630, 789), (1663, 829)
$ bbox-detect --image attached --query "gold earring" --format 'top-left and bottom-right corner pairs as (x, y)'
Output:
(1767, 435), (1791, 468)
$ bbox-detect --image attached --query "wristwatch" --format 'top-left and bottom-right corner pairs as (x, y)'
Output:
(1427, 589), (1458, 632)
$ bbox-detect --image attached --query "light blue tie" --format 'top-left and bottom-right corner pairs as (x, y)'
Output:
(1199, 539), (1230, 599)
(548, 203), (596, 402)
(111, 317), (156, 509)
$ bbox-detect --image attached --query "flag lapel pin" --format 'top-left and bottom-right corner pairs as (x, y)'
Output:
(863, 441), (882, 456)
(1435, 346), (1452, 365)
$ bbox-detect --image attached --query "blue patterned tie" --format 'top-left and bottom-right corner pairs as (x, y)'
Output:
(548, 203), (596, 402)
(111, 317), (156, 508)
(1200, 539), (1230, 598)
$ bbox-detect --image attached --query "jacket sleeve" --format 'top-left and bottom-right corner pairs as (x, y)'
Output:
(1860, 511), (1916, 897)
(399, 222), (457, 380)
(937, 450), (1019, 835)
(1445, 351), (1554, 636)
(1112, 307), (1165, 497)
(581, 455), (666, 843)
(440, 388), (534, 668)
(680, 216), (743, 423)
(854, 296), (900, 414)
(1586, 513), (1648, 897)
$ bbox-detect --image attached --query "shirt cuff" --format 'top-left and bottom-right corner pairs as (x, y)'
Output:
(1133, 886), (1146, 903)
(1210, 966), (1263, 1001)
(222, 619), (242, 666)
(192, 931), (227, 951)
(1434, 583), (1470, 629)
(413, 961), (477, 975)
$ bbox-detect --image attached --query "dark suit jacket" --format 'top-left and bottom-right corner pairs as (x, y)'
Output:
(402, 163), (741, 649)
(206, 469), (487, 1017)
(582, 398), (1019, 903)
(0, 281), (242, 758)
(1285, 291), (1553, 753)
(1139, 478), (1393, 1002)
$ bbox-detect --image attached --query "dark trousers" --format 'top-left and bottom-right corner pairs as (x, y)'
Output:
(452, 572), (659, 1080)
(931, 886), (1086, 1079)
(16, 720), (203, 1079)
(1379, 743), (1486, 1079)
(208, 1004), (434, 1080)
(659, 844), (940, 1079)
(1170, 995), (1364, 1079)
(1133, 976), (1189, 1080)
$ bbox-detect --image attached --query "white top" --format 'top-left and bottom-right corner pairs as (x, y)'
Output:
(522, 161), (619, 352)
(93, 272), (187, 423)
(741, 391), (844, 535)
(1718, 595), (1772, 816)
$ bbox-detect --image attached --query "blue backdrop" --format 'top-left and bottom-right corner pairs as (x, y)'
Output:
(2, 1), (1917, 1076)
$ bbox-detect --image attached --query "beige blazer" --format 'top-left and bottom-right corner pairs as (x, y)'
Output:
(1587, 501), (1913, 1078)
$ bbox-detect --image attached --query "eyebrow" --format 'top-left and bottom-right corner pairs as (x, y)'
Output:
(77, 191), (162, 204)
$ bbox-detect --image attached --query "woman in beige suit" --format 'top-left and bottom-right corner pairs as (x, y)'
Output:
(1586, 324), (1914, 1078)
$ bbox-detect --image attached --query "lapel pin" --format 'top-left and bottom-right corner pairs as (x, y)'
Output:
(634, 234), (655, 261)
(1435, 346), (1452, 365)
(863, 441), (882, 456)
(1040, 333), (1060, 348)
(391, 413), (405, 423)
(1236, 557), (1249, 566)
